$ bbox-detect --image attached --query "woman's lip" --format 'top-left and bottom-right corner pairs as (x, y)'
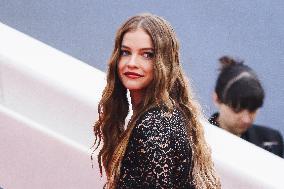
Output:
(124, 72), (143, 78)
(239, 124), (251, 130)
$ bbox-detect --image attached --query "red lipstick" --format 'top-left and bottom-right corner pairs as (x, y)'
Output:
(124, 71), (143, 79)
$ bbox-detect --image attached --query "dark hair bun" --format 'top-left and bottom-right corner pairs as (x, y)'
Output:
(218, 56), (243, 71)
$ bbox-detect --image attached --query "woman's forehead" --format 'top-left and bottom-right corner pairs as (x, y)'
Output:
(121, 29), (154, 50)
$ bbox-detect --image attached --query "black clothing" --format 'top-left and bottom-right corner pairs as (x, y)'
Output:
(117, 106), (194, 189)
(209, 113), (283, 158)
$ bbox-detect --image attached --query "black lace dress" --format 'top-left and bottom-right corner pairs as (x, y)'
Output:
(117, 106), (195, 189)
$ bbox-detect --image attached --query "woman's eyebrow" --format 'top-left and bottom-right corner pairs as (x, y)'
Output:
(121, 45), (154, 51)
(141, 48), (154, 51)
(121, 45), (130, 49)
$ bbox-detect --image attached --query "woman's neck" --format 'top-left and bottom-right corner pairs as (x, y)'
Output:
(130, 90), (144, 113)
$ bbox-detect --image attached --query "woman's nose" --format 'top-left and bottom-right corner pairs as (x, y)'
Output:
(127, 55), (138, 67)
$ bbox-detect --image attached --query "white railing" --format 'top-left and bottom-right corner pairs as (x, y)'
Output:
(0, 22), (283, 189)
(204, 121), (284, 189)
(0, 22), (106, 189)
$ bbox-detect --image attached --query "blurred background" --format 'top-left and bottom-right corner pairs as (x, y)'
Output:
(0, 0), (283, 136)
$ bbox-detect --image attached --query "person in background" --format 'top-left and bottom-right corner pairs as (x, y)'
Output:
(93, 13), (221, 188)
(209, 56), (283, 157)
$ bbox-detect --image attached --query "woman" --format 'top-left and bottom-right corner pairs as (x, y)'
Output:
(93, 13), (221, 188)
(209, 56), (283, 157)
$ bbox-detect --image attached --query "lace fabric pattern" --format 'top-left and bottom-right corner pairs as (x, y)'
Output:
(117, 107), (194, 189)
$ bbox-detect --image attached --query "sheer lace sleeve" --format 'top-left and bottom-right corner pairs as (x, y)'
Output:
(117, 107), (194, 189)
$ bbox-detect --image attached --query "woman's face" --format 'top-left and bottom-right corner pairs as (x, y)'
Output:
(218, 103), (258, 136)
(118, 28), (154, 93)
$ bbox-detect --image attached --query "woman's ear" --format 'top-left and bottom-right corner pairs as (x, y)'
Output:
(212, 92), (221, 108)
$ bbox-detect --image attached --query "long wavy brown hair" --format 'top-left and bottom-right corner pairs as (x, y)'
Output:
(93, 13), (221, 189)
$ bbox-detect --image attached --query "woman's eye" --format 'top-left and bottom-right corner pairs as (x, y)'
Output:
(120, 50), (130, 56)
(143, 51), (155, 59)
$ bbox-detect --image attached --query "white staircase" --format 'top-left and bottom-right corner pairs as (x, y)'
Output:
(0, 22), (283, 189)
